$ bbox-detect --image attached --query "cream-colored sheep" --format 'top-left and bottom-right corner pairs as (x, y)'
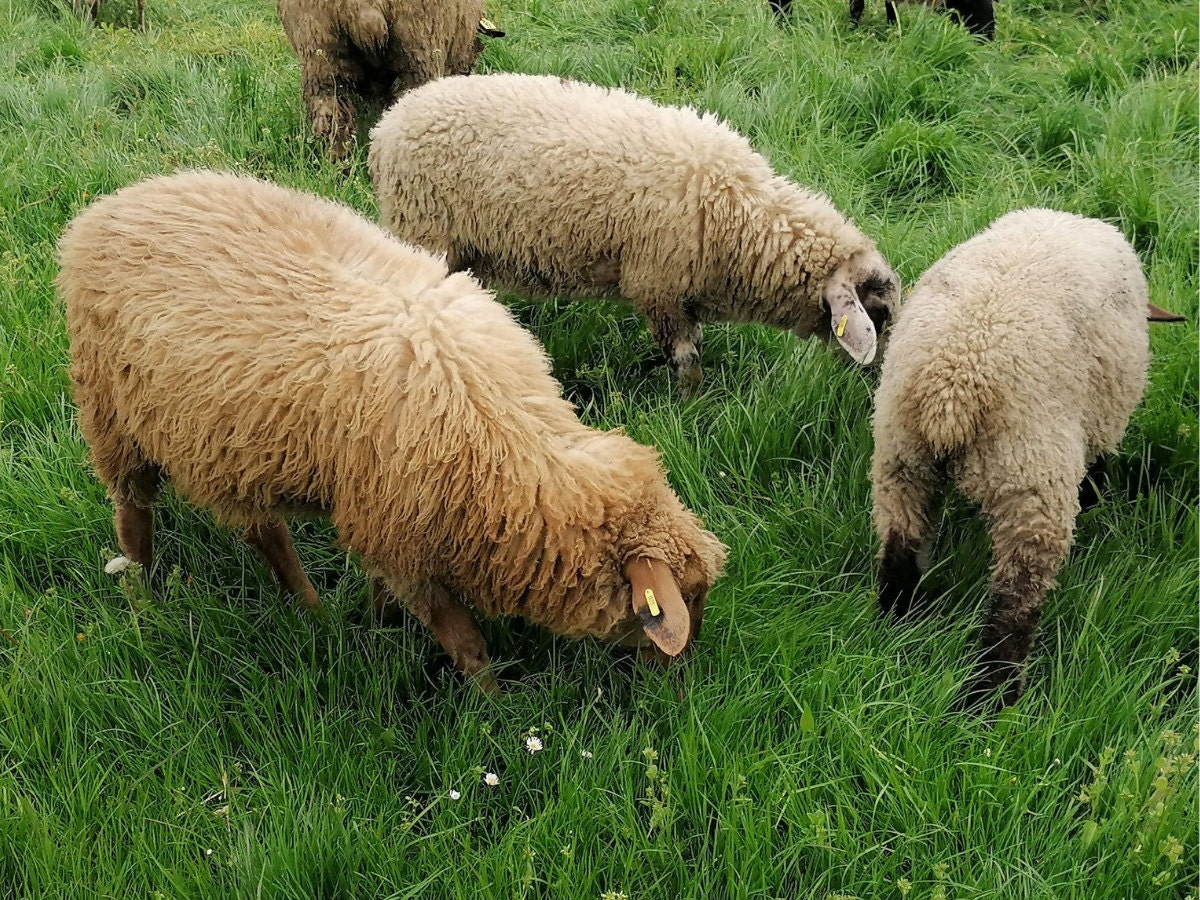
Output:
(277, 0), (498, 159)
(871, 208), (1183, 708)
(59, 171), (726, 689)
(368, 73), (900, 396)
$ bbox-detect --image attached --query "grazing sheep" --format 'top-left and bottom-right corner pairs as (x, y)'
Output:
(74, 0), (145, 29)
(871, 208), (1183, 708)
(59, 171), (726, 688)
(845, 0), (996, 40)
(276, 0), (500, 159)
(368, 73), (900, 397)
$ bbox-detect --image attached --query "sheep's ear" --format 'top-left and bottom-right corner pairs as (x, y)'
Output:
(823, 275), (877, 365)
(1147, 302), (1186, 323)
(624, 557), (690, 657)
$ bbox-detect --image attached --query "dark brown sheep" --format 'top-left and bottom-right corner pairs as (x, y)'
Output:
(277, 0), (499, 158)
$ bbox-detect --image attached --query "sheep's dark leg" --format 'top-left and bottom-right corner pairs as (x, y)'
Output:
(850, 0), (866, 23)
(390, 579), (498, 693)
(136, 0), (144, 29)
(960, 477), (1077, 709)
(647, 310), (704, 399)
(885, 0), (898, 24)
(244, 517), (320, 611)
(769, 0), (793, 17)
(300, 56), (357, 160)
(872, 452), (940, 619)
(1077, 454), (1108, 512)
(113, 461), (163, 571)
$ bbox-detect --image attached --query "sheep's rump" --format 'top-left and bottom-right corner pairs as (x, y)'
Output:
(277, 0), (484, 90)
(58, 171), (569, 526)
(369, 73), (790, 299)
(877, 209), (1150, 458)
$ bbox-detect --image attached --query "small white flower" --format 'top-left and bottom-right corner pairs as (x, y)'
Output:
(984, 748), (992, 758)
(581, 750), (594, 760)
(448, 789), (462, 801)
(525, 736), (543, 754)
(204, 848), (213, 858)
(105, 555), (131, 575)
(483, 772), (499, 787)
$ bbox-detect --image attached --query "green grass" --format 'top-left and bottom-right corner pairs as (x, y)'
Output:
(0, 0), (1196, 896)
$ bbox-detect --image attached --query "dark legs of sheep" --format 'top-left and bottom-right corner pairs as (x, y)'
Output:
(649, 312), (704, 399)
(384, 579), (498, 694)
(244, 517), (321, 611)
(873, 454), (939, 618)
(960, 480), (1076, 709)
(1078, 454), (1108, 512)
(113, 461), (163, 572)
(770, 0), (793, 17)
(300, 57), (357, 159)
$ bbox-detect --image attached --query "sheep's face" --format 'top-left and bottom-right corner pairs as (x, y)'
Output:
(812, 249), (901, 366)
(599, 499), (726, 662)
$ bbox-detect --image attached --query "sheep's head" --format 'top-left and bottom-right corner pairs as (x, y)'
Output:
(597, 487), (726, 662)
(816, 248), (901, 366)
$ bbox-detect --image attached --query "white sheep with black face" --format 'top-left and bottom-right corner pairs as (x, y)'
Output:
(871, 207), (1184, 708)
(368, 73), (901, 397)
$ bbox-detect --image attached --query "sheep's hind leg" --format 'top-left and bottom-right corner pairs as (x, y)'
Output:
(872, 451), (940, 619)
(960, 475), (1078, 710)
(244, 516), (321, 612)
(300, 57), (357, 159)
(385, 578), (497, 693)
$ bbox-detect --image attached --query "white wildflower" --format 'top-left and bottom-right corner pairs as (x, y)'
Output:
(581, 750), (594, 759)
(525, 736), (543, 754)
(448, 789), (462, 801)
(104, 555), (131, 575)
(483, 772), (499, 787)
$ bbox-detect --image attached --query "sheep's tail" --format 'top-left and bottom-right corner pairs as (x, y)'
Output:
(348, 4), (389, 52)
(912, 341), (997, 458)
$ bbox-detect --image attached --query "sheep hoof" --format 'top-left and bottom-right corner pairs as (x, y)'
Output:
(471, 666), (502, 696)
(676, 364), (703, 400)
(956, 660), (1027, 713)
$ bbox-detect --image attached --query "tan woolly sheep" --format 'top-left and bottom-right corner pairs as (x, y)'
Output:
(59, 171), (726, 689)
(368, 73), (901, 397)
(871, 208), (1184, 708)
(276, 0), (500, 159)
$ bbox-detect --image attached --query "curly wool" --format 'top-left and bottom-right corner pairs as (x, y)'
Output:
(871, 208), (1154, 705)
(277, 0), (487, 156)
(368, 73), (897, 381)
(60, 171), (725, 644)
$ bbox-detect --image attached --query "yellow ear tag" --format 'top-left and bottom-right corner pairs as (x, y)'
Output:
(644, 588), (660, 617)
(479, 16), (498, 30)
(836, 314), (848, 338)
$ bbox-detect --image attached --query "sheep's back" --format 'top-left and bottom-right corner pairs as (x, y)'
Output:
(369, 73), (775, 290)
(59, 171), (575, 520)
(880, 209), (1149, 457)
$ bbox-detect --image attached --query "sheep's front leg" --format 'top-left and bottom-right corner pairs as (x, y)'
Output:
(961, 476), (1078, 709)
(112, 461), (162, 571)
(244, 516), (321, 611)
(385, 578), (498, 693)
(647, 309), (704, 399)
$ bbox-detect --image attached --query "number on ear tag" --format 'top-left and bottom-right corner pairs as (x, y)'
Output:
(644, 588), (660, 617)
(836, 314), (848, 338)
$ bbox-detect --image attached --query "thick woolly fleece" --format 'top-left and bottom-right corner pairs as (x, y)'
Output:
(59, 171), (725, 671)
(368, 73), (900, 392)
(871, 208), (1153, 707)
(277, 0), (486, 157)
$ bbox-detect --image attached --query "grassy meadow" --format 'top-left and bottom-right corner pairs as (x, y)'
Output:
(1, 0), (1197, 896)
